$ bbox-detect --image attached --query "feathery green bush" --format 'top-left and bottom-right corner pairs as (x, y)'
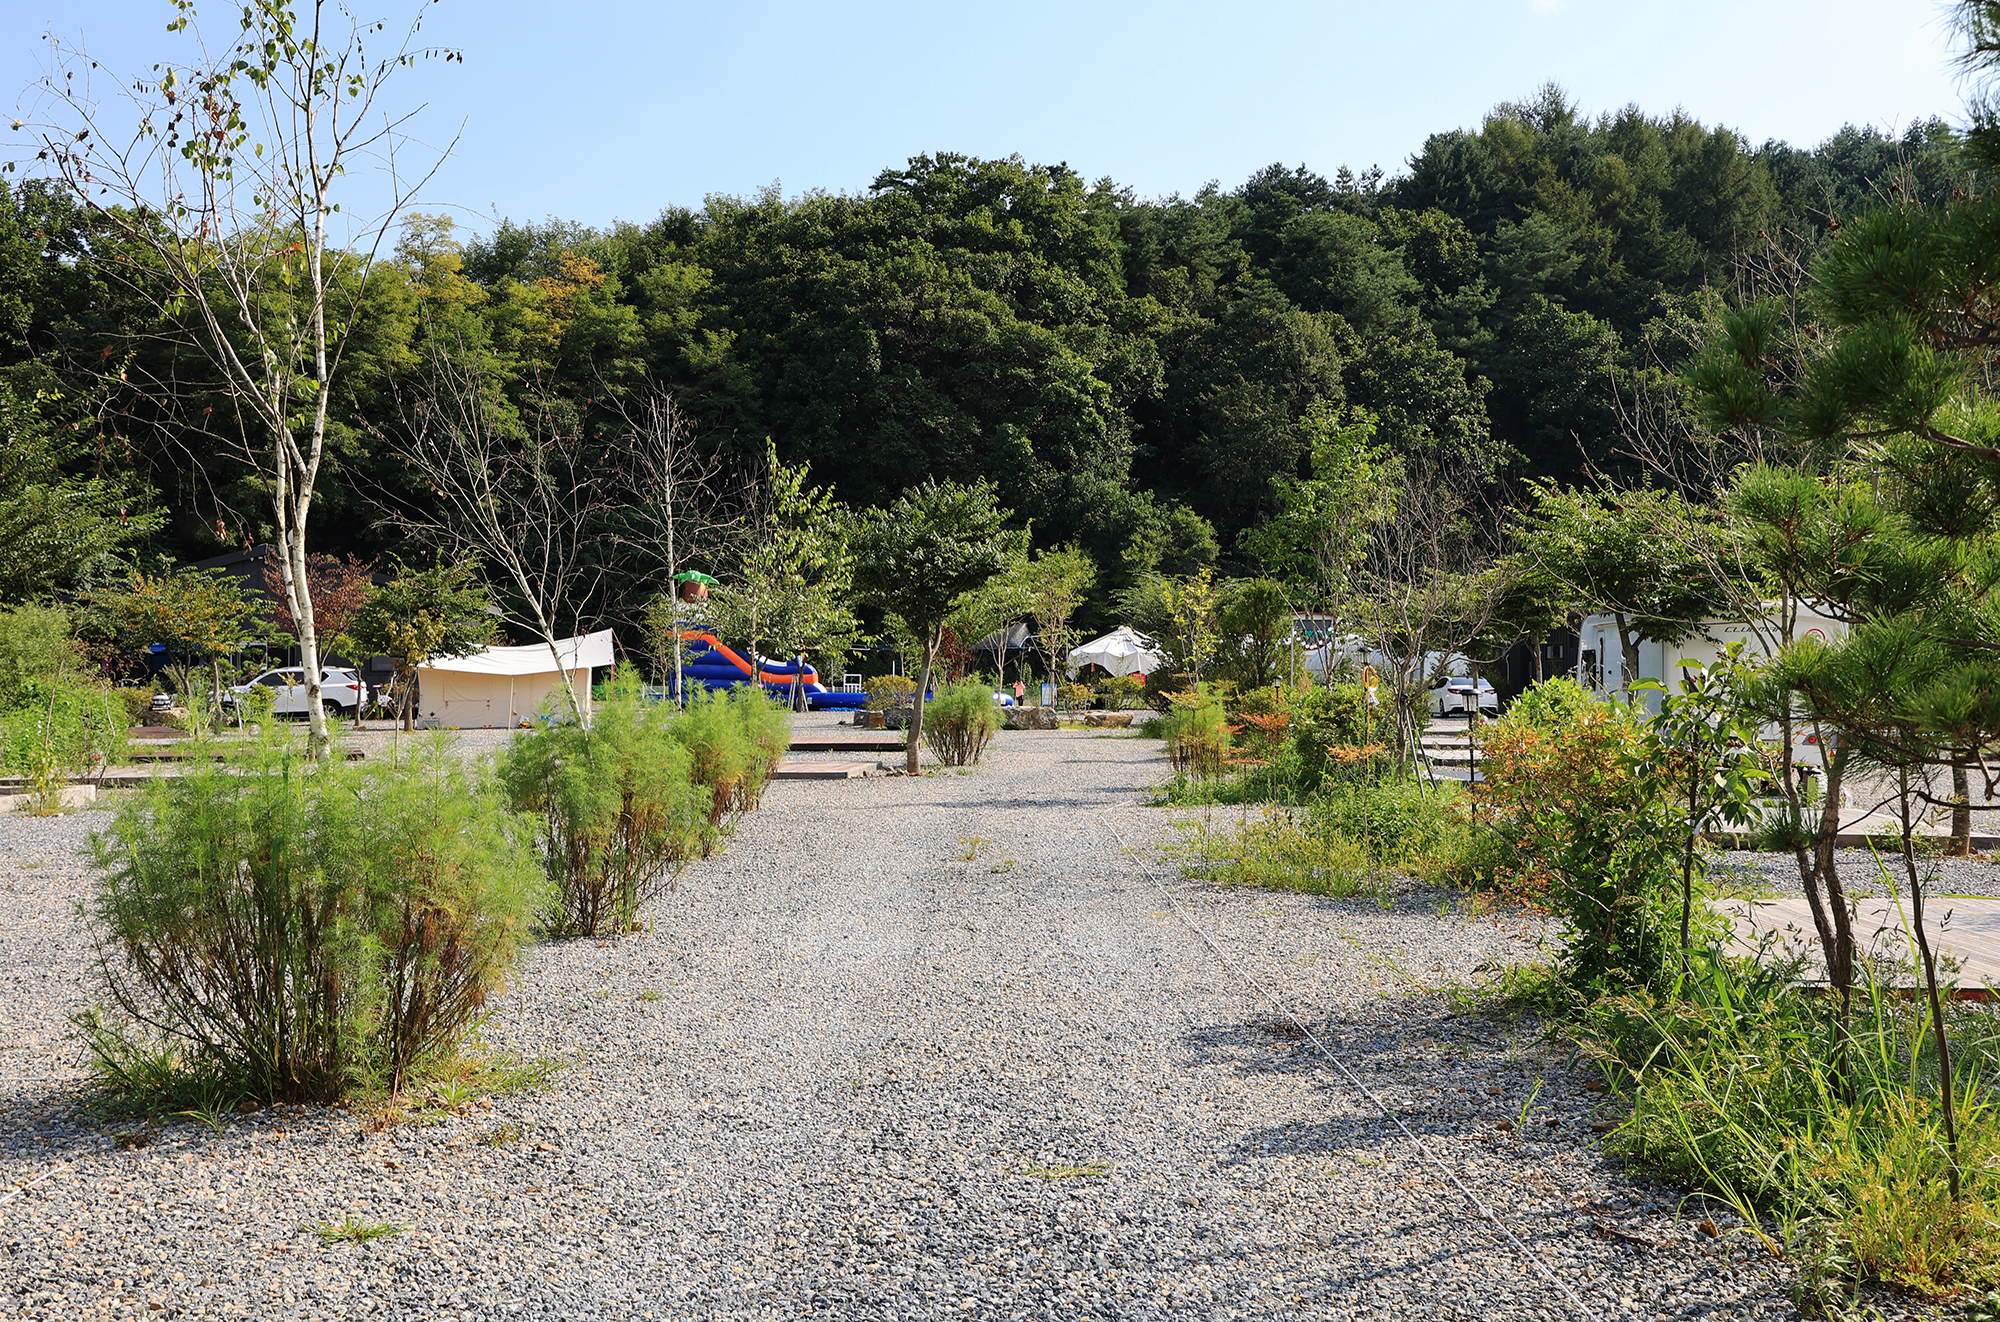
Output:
(923, 679), (1001, 766)
(499, 670), (708, 937)
(80, 734), (541, 1105)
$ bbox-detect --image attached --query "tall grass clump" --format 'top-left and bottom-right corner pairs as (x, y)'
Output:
(499, 669), (709, 937)
(922, 678), (1001, 766)
(2, 677), (129, 810)
(1576, 953), (2000, 1300)
(723, 684), (789, 808)
(80, 733), (541, 1105)
(665, 687), (752, 825)
(659, 684), (788, 823)
(1160, 686), (1230, 780)
(1173, 779), (1471, 897)
(0, 605), (128, 812)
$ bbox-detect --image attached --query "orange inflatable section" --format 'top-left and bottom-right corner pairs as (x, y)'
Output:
(676, 630), (819, 687)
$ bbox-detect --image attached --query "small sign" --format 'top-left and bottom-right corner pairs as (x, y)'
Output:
(1041, 682), (1055, 708)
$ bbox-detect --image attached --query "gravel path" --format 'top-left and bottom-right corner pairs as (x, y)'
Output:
(1717, 846), (2000, 900)
(0, 725), (1899, 1320)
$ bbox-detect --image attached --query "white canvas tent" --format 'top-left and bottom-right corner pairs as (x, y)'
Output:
(418, 629), (616, 729)
(1067, 626), (1164, 678)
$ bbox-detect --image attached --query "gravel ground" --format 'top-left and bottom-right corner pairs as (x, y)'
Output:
(1716, 846), (2000, 900)
(0, 724), (1925, 1320)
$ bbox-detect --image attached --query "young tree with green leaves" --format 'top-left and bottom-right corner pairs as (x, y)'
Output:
(1630, 646), (1769, 982)
(347, 560), (498, 731)
(1240, 403), (1398, 665)
(22, 0), (457, 756)
(704, 440), (855, 710)
(851, 480), (1024, 775)
(90, 569), (263, 705)
(1217, 578), (1295, 688)
(1019, 546), (1096, 684)
(1160, 567), (1223, 685)
(1517, 482), (1728, 699)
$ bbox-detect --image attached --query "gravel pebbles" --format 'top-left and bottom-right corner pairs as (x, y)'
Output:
(1717, 846), (2000, 900)
(0, 722), (1940, 1319)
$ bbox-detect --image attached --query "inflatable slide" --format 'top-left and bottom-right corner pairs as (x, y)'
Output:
(670, 630), (868, 710)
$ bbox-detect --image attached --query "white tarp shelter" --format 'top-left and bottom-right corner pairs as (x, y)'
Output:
(418, 629), (616, 729)
(1067, 626), (1164, 679)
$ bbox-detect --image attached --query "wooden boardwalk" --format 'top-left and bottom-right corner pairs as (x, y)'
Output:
(788, 735), (905, 754)
(770, 760), (876, 780)
(1724, 893), (2000, 988)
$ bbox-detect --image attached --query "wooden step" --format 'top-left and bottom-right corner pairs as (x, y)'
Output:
(770, 760), (876, 780)
(788, 736), (905, 753)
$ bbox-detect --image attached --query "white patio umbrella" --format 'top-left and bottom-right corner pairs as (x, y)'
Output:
(1066, 626), (1164, 678)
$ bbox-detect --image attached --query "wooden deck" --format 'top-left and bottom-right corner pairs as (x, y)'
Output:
(1725, 893), (2000, 989)
(788, 735), (905, 754)
(770, 760), (877, 780)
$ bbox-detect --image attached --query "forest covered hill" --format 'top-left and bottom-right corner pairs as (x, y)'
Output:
(0, 84), (1970, 610)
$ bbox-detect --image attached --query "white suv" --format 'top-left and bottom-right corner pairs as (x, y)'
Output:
(222, 667), (370, 717)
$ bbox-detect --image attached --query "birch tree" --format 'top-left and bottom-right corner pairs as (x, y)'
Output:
(17, 0), (455, 754)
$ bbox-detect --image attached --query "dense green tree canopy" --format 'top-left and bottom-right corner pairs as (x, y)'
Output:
(0, 87), (1967, 615)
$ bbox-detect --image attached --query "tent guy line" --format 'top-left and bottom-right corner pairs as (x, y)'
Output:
(1098, 805), (1607, 1322)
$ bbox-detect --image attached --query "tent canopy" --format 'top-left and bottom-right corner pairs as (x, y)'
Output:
(1067, 626), (1163, 678)
(972, 622), (1031, 653)
(417, 629), (615, 729)
(423, 629), (615, 677)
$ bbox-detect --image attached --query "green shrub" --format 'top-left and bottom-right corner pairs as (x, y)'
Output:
(2, 678), (130, 810)
(0, 604), (76, 708)
(864, 675), (918, 711)
(923, 679), (1001, 766)
(1160, 687), (1230, 779)
(115, 685), (156, 729)
(1476, 693), (1682, 991)
(1503, 674), (1599, 730)
(80, 734), (541, 1104)
(1056, 682), (1095, 712)
(499, 671), (709, 937)
(1141, 667), (1193, 712)
(1287, 682), (1394, 793)
(1096, 674), (1145, 710)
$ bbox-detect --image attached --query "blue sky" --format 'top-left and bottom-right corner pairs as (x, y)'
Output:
(3, 0), (1973, 235)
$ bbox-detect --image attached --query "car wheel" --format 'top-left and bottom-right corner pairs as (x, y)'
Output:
(323, 700), (345, 719)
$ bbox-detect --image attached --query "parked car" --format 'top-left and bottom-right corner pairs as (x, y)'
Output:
(1430, 676), (1498, 716)
(222, 666), (371, 717)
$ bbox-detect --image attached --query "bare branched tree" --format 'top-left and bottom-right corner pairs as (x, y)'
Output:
(390, 354), (617, 727)
(608, 383), (735, 701)
(1354, 460), (1499, 771)
(16, 0), (456, 754)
